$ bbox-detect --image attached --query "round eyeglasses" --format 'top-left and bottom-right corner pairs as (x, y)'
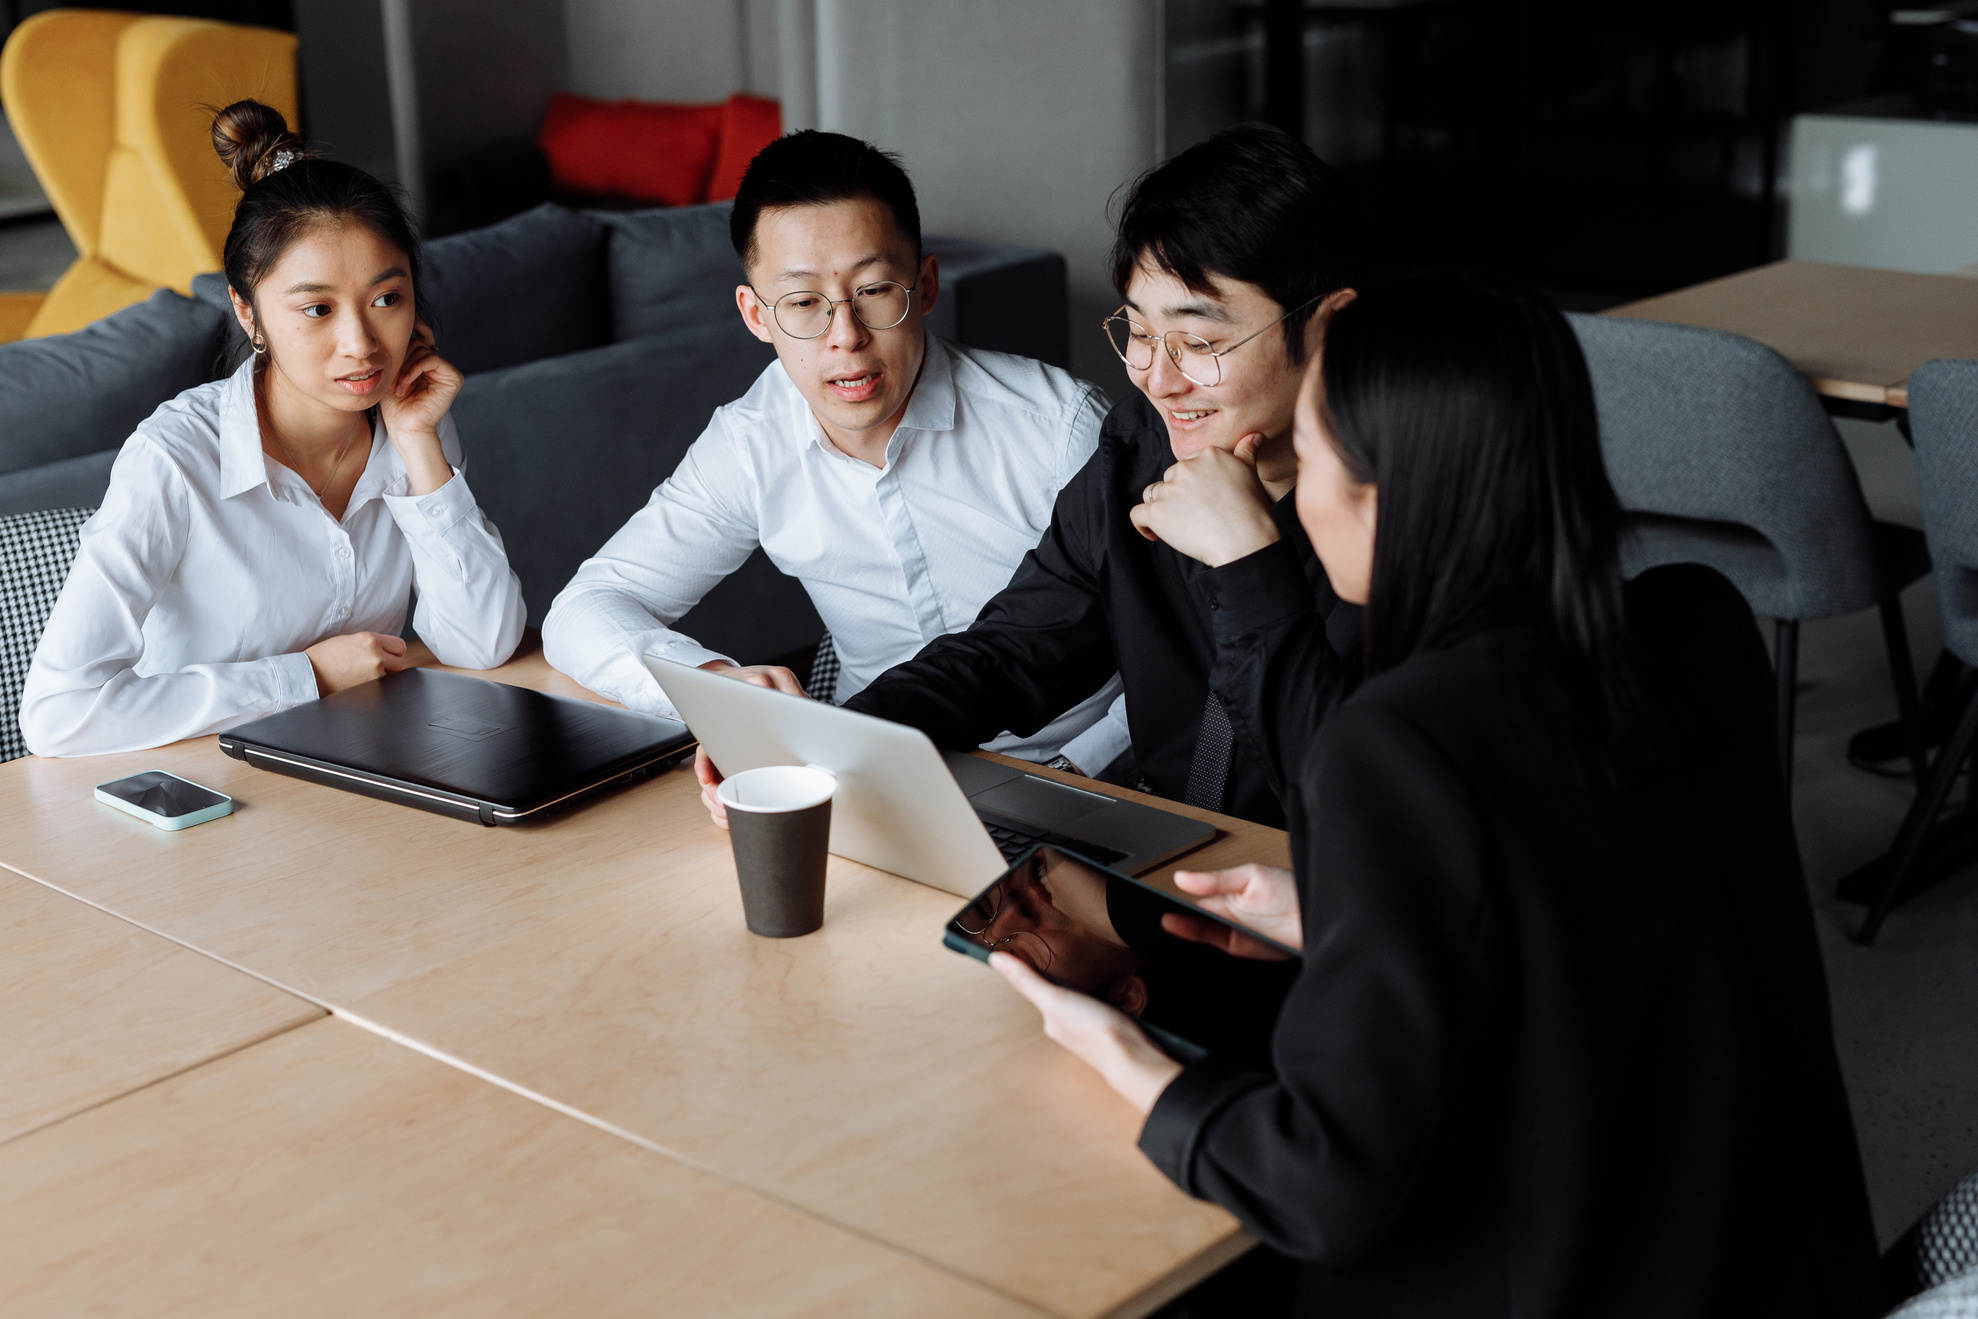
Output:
(1103, 294), (1324, 388)
(752, 281), (918, 339)
(952, 885), (1055, 974)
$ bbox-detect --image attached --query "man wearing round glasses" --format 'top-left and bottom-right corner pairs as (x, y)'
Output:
(847, 124), (1363, 829)
(544, 131), (1127, 791)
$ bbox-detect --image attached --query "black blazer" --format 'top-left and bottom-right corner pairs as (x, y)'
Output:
(1139, 565), (1880, 1317)
(846, 391), (1359, 826)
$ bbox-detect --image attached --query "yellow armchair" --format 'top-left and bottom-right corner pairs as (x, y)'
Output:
(0, 10), (296, 341)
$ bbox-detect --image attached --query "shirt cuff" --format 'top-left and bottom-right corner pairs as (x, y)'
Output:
(1139, 1054), (1274, 1196)
(1195, 539), (1316, 637)
(268, 651), (321, 708)
(1057, 713), (1129, 778)
(643, 636), (734, 674)
(382, 466), (473, 536)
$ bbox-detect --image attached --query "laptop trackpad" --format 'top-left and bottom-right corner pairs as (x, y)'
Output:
(970, 774), (1115, 830)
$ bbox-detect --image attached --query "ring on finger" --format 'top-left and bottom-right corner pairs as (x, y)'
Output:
(1143, 483), (1160, 503)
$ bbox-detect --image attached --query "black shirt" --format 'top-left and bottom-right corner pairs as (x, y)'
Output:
(845, 391), (1358, 827)
(1139, 566), (1881, 1317)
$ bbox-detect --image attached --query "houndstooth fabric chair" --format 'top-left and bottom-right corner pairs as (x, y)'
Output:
(806, 631), (840, 705)
(1886, 1165), (1978, 1315)
(1, 507), (93, 762)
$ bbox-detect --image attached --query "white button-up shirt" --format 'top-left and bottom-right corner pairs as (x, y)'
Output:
(543, 336), (1131, 767)
(21, 356), (526, 756)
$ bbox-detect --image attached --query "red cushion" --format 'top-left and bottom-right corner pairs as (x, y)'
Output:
(706, 94), (783, 203)
(537, 93), (722, 206)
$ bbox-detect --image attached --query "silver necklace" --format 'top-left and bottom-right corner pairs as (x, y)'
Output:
(269, 415), (364, 500)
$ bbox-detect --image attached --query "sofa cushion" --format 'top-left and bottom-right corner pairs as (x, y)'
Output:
(0, 449), (119, 519)
(922, 237), (1071, 369)
(421, 203), (610, 375)
(449, 317), (821, 664)
(0, 287), (226, 477)
(706, 94), (782, 203)
(538, 93), (722, 207)
(594, 203), (745, 343)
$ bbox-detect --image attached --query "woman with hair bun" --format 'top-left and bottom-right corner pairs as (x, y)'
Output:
(21, 101), (524, 756)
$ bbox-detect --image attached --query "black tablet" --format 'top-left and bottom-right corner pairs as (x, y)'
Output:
(944, 845), (1301, 1063)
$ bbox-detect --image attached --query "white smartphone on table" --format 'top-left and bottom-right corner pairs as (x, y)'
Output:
(94, 771), (234, 831)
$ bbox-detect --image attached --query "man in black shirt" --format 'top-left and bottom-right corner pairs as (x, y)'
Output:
(845, 123), (1363, 827)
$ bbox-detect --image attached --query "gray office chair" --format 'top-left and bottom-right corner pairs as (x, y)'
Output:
(1858, 358), (1978, 944)
(1882, 1161), (1978, 1315)
(0, 506), (93, 762)
(1568, 314), (1929, 797)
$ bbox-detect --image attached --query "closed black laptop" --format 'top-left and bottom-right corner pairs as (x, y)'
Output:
(218, 668), (696, 825)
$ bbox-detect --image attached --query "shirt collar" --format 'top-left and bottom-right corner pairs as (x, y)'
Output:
(791, 332), (959, 463)
(217, 355), (407, 508)
(896, 333), (957, 436)
(217, 356), (271, 499)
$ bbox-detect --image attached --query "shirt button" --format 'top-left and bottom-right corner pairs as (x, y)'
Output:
(338, 545), (353, 560)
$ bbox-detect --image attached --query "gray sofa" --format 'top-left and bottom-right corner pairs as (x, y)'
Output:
(0, 201), (1070, 667)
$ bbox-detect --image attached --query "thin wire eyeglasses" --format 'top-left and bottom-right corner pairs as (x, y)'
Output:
(952, 885), (1055, 974)
(1103, 294), (1325, 388)
(750, 280), (918, 339)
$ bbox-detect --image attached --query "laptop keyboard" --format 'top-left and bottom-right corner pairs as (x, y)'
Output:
(980, 817), (1127, 867)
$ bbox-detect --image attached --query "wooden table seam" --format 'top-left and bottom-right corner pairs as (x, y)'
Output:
(0, 1011), (322, 1154)
(329, 1002), (1065, 1319)
(1, 863), (1062, 1314)
(0, 860), (353, 1016)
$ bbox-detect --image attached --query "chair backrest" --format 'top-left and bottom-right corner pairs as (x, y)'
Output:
(1, 507), (94, 762)
(0, 11), (297, 337)
(1568, 312), (1885, 618)
(1907, 358), (1978, 667)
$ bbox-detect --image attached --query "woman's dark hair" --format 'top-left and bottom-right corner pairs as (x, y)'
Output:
(1109, 122), (1364, 365)
(211, 100), (426, 335)
(728, 129), (921, 271)
(1319, 272), (1660, 779)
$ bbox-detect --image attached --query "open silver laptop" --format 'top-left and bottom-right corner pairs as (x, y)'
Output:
(645, 657), (1215, 897)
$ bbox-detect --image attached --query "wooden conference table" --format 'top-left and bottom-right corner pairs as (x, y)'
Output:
(0, 639), (1287, 1318)
(1606, 258), (1978, 413)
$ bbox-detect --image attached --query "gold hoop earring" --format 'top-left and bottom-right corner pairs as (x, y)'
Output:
(251, 335), (267, 354)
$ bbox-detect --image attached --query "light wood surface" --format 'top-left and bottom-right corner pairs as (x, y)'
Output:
(0, 638), (1290, 1318)
(0, 868), (321, 1146)
(1606, 259), (1978, 408)
(340, 826), (1248, 1319)
(0, 1016), (1043, 1318)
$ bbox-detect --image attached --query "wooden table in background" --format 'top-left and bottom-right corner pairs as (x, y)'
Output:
(0, 637), (1286, 1318)
(1606, 259), (1978, 411)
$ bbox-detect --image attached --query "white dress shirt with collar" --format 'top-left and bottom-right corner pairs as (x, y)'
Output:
(20, 355), (526, 757)
(543, 336), (1130, 768)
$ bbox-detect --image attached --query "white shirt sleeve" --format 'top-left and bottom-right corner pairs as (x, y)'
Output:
(1054, 691), (1132, 778)
(380, 419), (526, 671)
(541, 418), (763, 716)
(1036, 380), (1127, 771)
(19, 442), (320, 757)
(1060, 382), (1110, 485)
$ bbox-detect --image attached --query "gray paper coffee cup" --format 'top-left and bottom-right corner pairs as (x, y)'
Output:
(717, 765), (836, 938)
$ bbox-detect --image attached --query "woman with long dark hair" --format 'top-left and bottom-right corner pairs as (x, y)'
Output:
(996, 275), (1879, 1315)
(22, 102), (524, 755)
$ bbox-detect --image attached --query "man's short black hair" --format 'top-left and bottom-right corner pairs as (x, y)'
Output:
(729, 129), (923, 272)
(1109, 122), (1364, 364)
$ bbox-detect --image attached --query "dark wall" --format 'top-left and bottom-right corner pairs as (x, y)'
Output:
(1176, 0), (1907, 301)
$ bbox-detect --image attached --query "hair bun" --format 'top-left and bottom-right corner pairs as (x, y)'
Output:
(210, 100), (310, 191)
